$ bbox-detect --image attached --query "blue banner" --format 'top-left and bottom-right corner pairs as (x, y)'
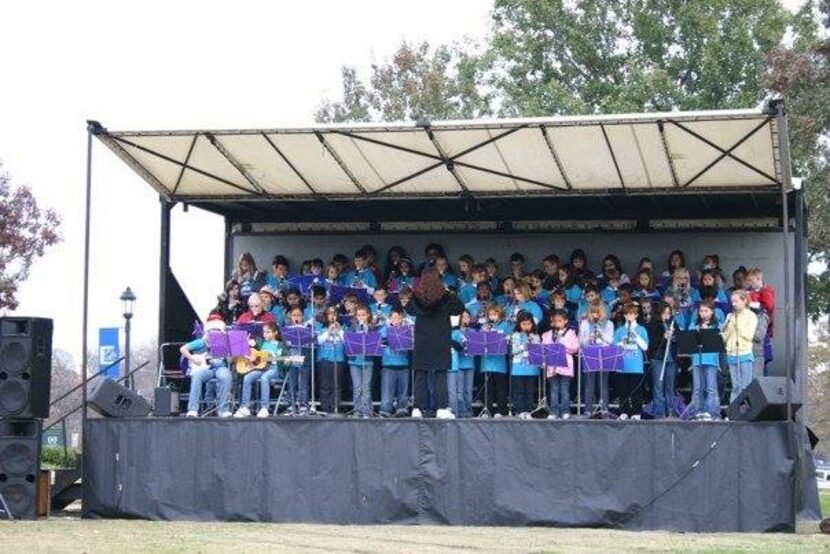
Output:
(98, 327), (121, 379)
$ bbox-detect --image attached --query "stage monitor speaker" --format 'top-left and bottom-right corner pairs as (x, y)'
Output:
(0, 419), (41, 520)
(88, 378), (151, 418)
(153, 387), (179, 417)
(0, 317), (53, 419)
(726, 377), (802, 422)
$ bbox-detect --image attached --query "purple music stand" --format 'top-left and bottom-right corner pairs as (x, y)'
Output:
(289, 275), (317, 295)
(581, 345), (624, 372)
(386, 326), (414, 352)
(528, 343), (568, 367)
(338, 314), (354, 328)
(283, 325), (315, 349)
(464, 330), (508, 356)
(206, 330), (249, 358)
(329, 285), (370, 305)
(344, 331), (384, 357)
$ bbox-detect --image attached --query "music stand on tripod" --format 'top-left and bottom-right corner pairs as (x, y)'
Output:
(283, 325), (317, 415)
(465, 330), (509, 418)
(528, 343), (568, 417)
(386, 325), (414, 416)
(581, 344), (623, 417)
(676, 328), (724, 419)
(344, 330), (384, 417)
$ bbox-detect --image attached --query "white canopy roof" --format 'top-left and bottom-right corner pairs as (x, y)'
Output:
(94, 108), (785, 201)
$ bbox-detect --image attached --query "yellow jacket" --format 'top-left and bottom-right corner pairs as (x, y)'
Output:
(722, 309), (758, 358)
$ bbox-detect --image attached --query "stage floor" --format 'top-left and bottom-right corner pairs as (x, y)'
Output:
(82, 417), (820, 531)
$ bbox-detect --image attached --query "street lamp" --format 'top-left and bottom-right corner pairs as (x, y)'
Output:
(120, 287), (136, 389)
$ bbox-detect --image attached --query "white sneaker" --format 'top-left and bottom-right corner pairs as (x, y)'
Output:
(257, 408), (270, 418)
(618, 413), (629, 420)
(411, 408), (423, 418)
(185, 410), (198, 418)
(631, 414), (641, 421)
(436, 408), (453, 419)
(547, 414), (558, 420)
(233, 406), (251, 418)
(218, 411), (233, 418)
(493, 413), (503, 419)
(519, 412), (531, 420)
(561, 413), (570, 420)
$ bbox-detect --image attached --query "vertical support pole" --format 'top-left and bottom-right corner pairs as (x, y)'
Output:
(158, 199), (172, 347)
(82, 123), (95, 424)
(124, 317), (132, 390)
(224, 216), (233, 285)
(80, 121), (95, 518)
(793, 182), (808, 423)
(774, 102), (794, 414)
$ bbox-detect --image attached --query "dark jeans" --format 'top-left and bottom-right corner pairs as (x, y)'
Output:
(616, 373), (644, 417)
(651, 359), (677, 418)
(414, 368), (448, 412)
(381, 367), (409, 413)
(484, 372), (509, 416)
(317, 360), (343, 414)
(583, 371), (609, 414)
(511, 376), (536, 414)
(547, 375), (571, 417)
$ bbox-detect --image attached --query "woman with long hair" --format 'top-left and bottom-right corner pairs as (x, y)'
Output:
(402, 267), (464, 418)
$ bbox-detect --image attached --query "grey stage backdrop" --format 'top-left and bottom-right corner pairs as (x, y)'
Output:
(232, 231), (794, 373)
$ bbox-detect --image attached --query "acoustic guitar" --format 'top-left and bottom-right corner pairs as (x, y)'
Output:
(234, 349), (305, 375)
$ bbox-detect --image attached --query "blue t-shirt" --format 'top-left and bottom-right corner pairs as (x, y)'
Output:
(480, 321), (513, 374)
(184, 337), (225, 369)
(315, 322), (346, 363)
(458, 281), (477, 304)
(510, 332), (540, 377)
(451, 328), (475, 372)
(260, 339), (287, 369)
(341, 268), (377, 291)
(613, 324), (649, 374)
(380, 325), (410, 368)
(688, 322), (722, 367)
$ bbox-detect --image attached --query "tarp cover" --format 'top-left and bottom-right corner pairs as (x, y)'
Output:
(83, 418), (820, 530)
(93, 109), (785, 201)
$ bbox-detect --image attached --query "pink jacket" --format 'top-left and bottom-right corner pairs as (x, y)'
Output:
(541, 328), (579, 378)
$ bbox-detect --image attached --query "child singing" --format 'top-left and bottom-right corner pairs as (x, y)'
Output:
(348, 305), (376, 418)
(614, 303), (649, 420)
(316, 307), (346, 415)
(510, 311), (541, 419)
(450, 310), (475, 417)
(480, 305), (513, 417)
(689, 299), (722, 420)
(283, 306), (312, 415)
(541, 309), (579, 419)
(379, 308), (410, 417)
(722, 289), (758, 403)
(578, 300), (614, 416)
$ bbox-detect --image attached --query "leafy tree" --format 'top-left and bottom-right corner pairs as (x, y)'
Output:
(764, 0), (830, 320)
(0, 162), (61, 311)
(807, 320), (830, 457)
(486, 0), (791, 116)
(316, 41), (491, 123)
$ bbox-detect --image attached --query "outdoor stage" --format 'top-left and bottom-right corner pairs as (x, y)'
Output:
(82, 418), (820, 531)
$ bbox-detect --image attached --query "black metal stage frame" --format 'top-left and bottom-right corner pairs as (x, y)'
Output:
(83, 417), (821, 530)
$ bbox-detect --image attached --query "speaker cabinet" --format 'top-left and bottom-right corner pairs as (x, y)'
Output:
(0, 419), (41, 519)
(0, 318), (53, 419)
(726, 377), (802, 422)
(88, 378), (151, 418)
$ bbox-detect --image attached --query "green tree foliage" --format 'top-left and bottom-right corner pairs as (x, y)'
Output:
(487, 0), (790, 115)
(764, 0), (830, 319)
(316, 41), (491, 123)
(807, 320), (830, 456)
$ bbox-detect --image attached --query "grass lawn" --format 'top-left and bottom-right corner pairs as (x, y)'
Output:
(0, 519), (829, 553)
(822, 491), (830, 518)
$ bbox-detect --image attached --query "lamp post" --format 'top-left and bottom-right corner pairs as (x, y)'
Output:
(120, 287), (136, 389)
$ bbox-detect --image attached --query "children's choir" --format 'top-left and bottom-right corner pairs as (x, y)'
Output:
(183, 244), (775, 420)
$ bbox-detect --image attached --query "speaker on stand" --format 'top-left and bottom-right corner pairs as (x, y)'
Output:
(0, 419), (42, 519)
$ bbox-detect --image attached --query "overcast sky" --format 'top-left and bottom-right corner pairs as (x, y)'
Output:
(0, 0), (807, 366)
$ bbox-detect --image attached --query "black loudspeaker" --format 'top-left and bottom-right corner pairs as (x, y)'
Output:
(726, 377), (802, 422)
(88, 378), (151, 418)
(153, 387), (179, 416)
(0, 317), (53, 419)
(0, 419), (41, 519)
